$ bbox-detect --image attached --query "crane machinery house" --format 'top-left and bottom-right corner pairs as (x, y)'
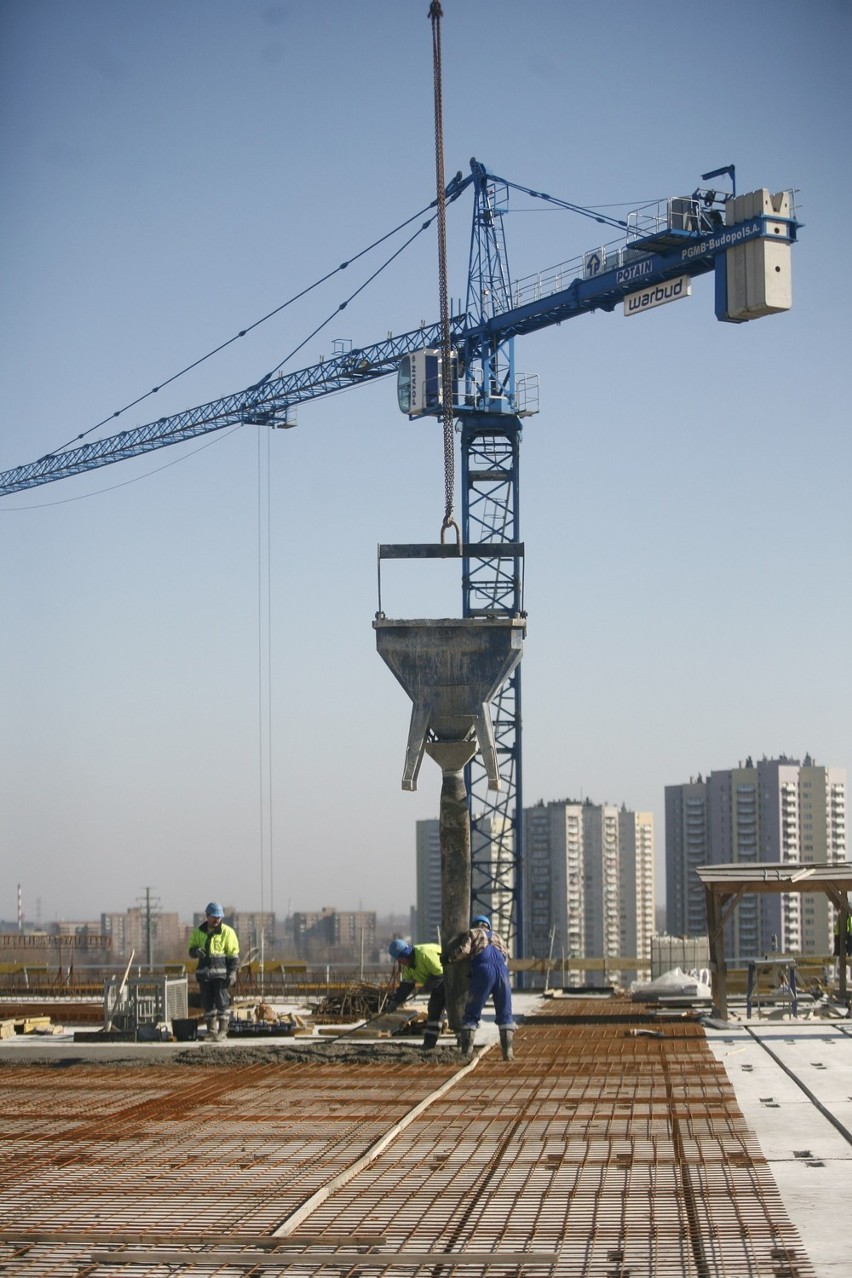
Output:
(397, 348), (458, 418)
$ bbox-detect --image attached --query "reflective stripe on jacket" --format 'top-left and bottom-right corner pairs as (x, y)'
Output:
(188, 922), (239, 980)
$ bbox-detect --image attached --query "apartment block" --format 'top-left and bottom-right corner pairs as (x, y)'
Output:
(415, 819), (443, 944)
(666, 754), (847, 959)
(291, 908), (377, 963)
(227, 911), (277, 954)
(522, 798), (655, 988)
(101, 908), (184, 964)
(415, 815), (514, 949)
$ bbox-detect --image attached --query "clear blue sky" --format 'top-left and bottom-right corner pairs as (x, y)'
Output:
(1, 0), (850, 926)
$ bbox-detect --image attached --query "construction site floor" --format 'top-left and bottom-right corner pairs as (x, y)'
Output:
(0, 995), (848, 1276)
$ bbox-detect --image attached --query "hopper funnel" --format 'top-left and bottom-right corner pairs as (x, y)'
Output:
(373, 615), (525, 791)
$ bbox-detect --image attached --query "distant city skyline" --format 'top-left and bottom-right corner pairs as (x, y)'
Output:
(6, 750), (846, 928)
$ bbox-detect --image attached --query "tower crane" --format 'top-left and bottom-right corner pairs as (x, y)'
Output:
(0, 157), (800, 955)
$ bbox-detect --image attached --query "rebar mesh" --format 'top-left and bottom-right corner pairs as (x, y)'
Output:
(0, 1000), (815, 1276)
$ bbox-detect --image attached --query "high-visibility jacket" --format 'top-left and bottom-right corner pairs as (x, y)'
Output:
(834, 912), (852, 956)
(188, 921), (240, 981)
(403, 943), (444, 987)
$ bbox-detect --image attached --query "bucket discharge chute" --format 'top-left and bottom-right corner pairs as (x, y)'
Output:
(373, 614), (525, 791)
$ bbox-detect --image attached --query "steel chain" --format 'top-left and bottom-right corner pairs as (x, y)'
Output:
(429, 3), (458, 545)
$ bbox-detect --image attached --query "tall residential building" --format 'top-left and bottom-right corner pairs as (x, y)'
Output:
(621, 808), (655, 968)
(101, 908), (183, 964)
(291, 908), (377, 963)
(522, 798), (655, 987)
(666, 755), (847, 959)
(228, 912), (277, 955)
(415, 820), (442, 944)
(415, 815), (513, 948)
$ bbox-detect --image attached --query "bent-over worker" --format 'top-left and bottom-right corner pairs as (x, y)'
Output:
(188, 902), (240, 1041)
(388, 939), (446, 1050)
(445, 915), (515, 1061)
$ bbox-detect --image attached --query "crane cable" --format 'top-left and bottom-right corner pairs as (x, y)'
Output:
(43, 199), (447, 461)
(429, 1), (460, 549)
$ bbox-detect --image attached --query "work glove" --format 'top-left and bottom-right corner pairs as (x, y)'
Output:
(228, 972), (237, 987)
(391, 981), (415, 1009)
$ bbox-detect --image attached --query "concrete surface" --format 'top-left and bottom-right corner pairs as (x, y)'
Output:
(704, 1016), (851, 1278)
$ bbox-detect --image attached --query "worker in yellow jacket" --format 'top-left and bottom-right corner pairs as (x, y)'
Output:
(188, 902), (240, 1041)
(388, 939), (445, 1050)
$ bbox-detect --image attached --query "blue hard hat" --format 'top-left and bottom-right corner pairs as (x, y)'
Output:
(471, 915), (491, 929)
(388, 939), (413, 961)
(205, 902), (225, 918)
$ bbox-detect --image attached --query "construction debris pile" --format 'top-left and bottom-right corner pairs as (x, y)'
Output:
(226, 1004), (306, 1038)
(309, 982), (392, 1023)
(1, 1015), (66, 1039)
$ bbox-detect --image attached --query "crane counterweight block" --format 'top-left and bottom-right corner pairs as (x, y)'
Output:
(715, 188), (795, 323)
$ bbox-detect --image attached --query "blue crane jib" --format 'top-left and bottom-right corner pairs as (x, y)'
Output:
(0, 161), (799, 495)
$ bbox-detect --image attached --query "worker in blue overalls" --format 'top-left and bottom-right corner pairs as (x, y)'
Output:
(445, 915), (515, 1061)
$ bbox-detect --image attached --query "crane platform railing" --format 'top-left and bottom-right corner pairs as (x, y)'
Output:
(508, 188), (798, 317)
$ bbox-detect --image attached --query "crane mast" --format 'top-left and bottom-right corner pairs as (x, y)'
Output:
(458, 162), (526, 951)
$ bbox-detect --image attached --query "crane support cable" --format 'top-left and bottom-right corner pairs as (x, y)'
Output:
(429, 1), (460, 548)
(43, 197), (451, 461)
(258, 216), (439, 394)
(486, 173), (630, 232)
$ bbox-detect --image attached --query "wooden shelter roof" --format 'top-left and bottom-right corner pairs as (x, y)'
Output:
(697, 862), (852, 1019)
(697, 862), (852, 897)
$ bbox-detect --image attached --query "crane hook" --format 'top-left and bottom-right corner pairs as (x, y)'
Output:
(440, 516), (462, 554)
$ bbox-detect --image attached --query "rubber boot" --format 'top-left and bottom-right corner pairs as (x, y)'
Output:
(499, 1027), (515, 1061)
(422, 1022), (441, 1051)
(458, 1028), (475, 1059)
(204, 1015), (217, 1041)
(216, 1016), (230, 1042)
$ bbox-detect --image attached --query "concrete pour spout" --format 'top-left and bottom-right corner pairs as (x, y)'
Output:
(373, 616), (525, 791)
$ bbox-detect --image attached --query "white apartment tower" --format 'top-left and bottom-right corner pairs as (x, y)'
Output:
(666, 755), (847, 959)
(522, 799), (655, 987)
(416, 814), (515, 948)
(621, 808), (655, 968)
(415, 819), (443, 944)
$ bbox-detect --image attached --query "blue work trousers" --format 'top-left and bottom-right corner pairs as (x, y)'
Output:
(462, 954), (513, 1029)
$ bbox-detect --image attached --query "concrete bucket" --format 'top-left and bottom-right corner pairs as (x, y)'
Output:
(373, 615), (525, 791)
